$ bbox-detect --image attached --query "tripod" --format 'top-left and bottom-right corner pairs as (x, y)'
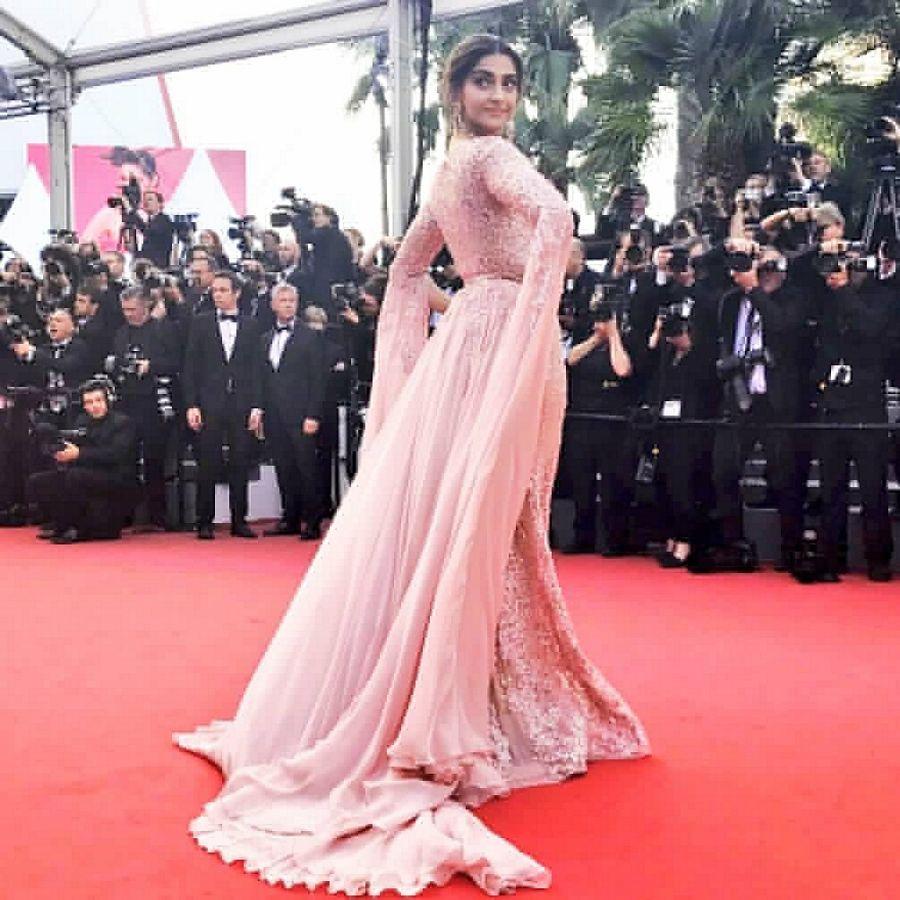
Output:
(861, 164), (900, 250)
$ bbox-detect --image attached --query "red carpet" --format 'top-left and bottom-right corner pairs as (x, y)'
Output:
(2, 527), (899, 899)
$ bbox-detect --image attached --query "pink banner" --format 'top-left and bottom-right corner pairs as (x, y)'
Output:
(27, 144), (246, 251)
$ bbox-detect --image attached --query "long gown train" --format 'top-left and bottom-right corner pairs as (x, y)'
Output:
(175, 135), (650, 896)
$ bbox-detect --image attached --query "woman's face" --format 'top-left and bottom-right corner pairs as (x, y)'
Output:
(456, 53), (520, 137)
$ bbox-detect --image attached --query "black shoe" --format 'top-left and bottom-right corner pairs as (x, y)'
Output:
(263, 521), (300, 537)
(231, 523), (258, 539)
(298, 524), (321, 541)
(37, 525), (57, 540)
(197, 524), (215, 540)
(0, 506), (27, 527)
(658, 551), (688, 569)
(868, 563), (893, 583)
(820, 570), (841, 584)
(50, 527), (80, 545)
(600, 546), (629, 558)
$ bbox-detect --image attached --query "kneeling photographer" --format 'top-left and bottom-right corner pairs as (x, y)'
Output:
(110, 286), (180, 530)
(813, 249), (893, 582)
(28, 377), (137, 543)
(713, 243), (807, 571)
(563, 288), (637, 555)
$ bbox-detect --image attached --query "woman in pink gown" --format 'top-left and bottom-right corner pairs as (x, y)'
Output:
(175, 35), (650, 896)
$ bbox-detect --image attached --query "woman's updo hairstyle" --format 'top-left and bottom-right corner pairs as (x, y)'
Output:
(441, 34), (524, 134)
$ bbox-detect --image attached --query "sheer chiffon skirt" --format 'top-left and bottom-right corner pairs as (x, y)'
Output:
(174, 278), (649, 896)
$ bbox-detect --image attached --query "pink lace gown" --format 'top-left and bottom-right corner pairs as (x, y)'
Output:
(174, 135), (650, 896)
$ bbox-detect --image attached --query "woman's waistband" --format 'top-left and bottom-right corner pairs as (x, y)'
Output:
(463, 273), (524, 285)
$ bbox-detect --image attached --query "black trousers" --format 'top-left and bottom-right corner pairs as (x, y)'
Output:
(659, 425), (715, 545)
(713, 397), (804, 555)
(818, 407), (893, 569)
(121, 396), (173, 523)
(266, 411), (326, 528)
(28, 467), (132, 536)
(195, 400), (257, 527)
(565, 417), (635, 551)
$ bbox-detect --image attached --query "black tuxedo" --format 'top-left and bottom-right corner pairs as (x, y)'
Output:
(713, 284), (808, 558)
(21, 336), (93, 424)
(261, 321), (327, 528)
(183, 312), (263, 528)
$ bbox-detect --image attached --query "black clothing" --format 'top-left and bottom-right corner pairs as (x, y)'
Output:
(714, 284), (808, 555)
(112, 318), (180, 523)
(560, 266), (603, 344)
(19, 336), (93, 424)
(183, 312), (263, 528)
(126, 211), (175, 269)
(308, 226), (355, 315)
(813, 280), (892, 572)
(28, 409), (137, 537)
(75, 314), (111, 377)
(565, 340), (637, 551)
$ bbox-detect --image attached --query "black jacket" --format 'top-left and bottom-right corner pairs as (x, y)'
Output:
(717, 284), (807, 418)
(112, 318), (180, 400)
(127, 211), (175, 268)
(814, 281), (889, 413)
(183, 313), (263, 417)
(260, 323), (326, 427)
(22, 336), (93, 394)
(308, 226), (355, 312)
(71, 409), (137, 483)
(561, 266), (603, 343)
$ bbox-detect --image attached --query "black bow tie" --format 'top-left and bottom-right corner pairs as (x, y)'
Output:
(218, 313), (238, 323)
(275, 324), (292, 333)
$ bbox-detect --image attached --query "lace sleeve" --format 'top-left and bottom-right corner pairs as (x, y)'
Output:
(479, 137), (573, 331)
(360, 203), (444, 456)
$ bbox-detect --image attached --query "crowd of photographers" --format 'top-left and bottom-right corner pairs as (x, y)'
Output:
(0, 187), (387, 544)
(558, 113), (900, 583)
(1, 112), (899, 582)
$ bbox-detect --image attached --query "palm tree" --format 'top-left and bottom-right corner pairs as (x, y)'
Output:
(346, 35), (391, 235)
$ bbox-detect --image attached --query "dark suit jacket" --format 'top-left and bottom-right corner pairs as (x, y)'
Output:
(72, 410), (138, 483)
(182, 313), (263, 417)
(718, 284), (807, 418)
(128, 211), (175, 268)
(112, 319), (180, 400)
(25, 335), (92, 392)
(260, 323), (326, 427)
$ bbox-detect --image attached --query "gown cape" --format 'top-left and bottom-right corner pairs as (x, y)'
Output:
(174, 135), (650, 896)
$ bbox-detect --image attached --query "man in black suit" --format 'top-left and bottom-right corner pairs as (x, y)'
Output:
(183, 270), (263, 539)
(185, 254), (216, 317)
(112, 286), (180, 530)
(260, 283), (327, 539)
(559, 238), (603, 344)
(308, 204), (355, 319)
(10, 307), (93, 427)
(124, 190), (174, 269)
(814, 261), (893, 581)
(801, 153), (852, 226)
(713, 243), (808, 569)
(28, 377), (137, 543)
(73, 284), (111, 375)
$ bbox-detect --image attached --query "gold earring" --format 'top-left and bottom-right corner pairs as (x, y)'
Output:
(504, 120), (516, 141)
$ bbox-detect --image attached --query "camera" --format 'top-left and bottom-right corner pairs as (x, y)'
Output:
(768, 123), (812, 174)
(155, 375), (176, 420)
(724, 250), (756, 272)
(82, 259), (109, 278)
(758, 257), (788, 275)
(331, 281), (361, 312)
(106, 175), (142, 212)
(658, 298), (694, 337)
(271, 188), (315, 240)
(172, 213), (198, 243)
(588, 283), (628, 324)
(668, 246), (692, 273)
(717, 348), (773, 412)
(34, 421), (87, 455)
(227, 216), (256, 257)
(0, 312), (38, 344)
(814, 252), (878, 276)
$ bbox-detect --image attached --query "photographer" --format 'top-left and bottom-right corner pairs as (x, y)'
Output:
(28, 377), (137, 544)
(236, 257), (276, 329)
(596, 183), (660, 252)
(563, 299), (636, 555)
(813, 252), (893, 582)
(260, 283), (327, 539)
(72, 284), (111, 374)
(560, 238), (603, 344)
(799, 152), (852, 224)
(11, 307), (92, 427)
(185, 254), (217, 317)
(183, 270), (263, 540)
(713, 243), (808, 570)
(111, 286), (180, 530)
(123, 190), (174, 269)
(646, 290), (719, 567)
(307, 204), (356, 318)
